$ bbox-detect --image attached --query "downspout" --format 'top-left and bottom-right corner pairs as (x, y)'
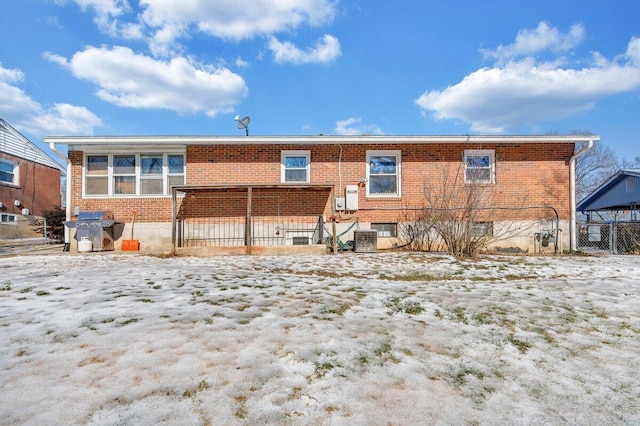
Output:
(569, 140), (595, 251)
(49, 142), (72, 245)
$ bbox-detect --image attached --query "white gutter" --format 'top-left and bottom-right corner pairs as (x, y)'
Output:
(569, 140), (595, 252)
(48, 142), (72, 245)
(44, 134), (599, 146)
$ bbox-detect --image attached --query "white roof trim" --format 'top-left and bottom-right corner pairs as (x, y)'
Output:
(45, 134), (600, 146)
(1, 119), (66, 174)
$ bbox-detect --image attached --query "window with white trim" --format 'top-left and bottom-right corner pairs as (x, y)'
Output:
(1, 214), (18, 224)
(83, 153), (185, 197)
(626, 177), (634, 193)
(281, 150), (310, 183)
(464, 150), (495, 184)
(367, 150), (401, 196)
(113, 155), (136, 195)
(0, 159), (18, 185)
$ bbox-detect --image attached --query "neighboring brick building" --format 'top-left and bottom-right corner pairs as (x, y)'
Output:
(1, 119), (65, 239)
(46, 134), (599, 254)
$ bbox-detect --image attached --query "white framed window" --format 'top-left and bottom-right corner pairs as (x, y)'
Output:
(626, 177), (634, 193)
(0, 159), (18, 185)
(281, 150), (310, 183)
(85, 155), (108, 195)
(367, 150), (401, 197)
(464, 150), (495, 184)
(113, 155), (136, 195)
(167, 154), (185, 190)
(1, 214), (18, 224)
(140, 155), (163, 195)
(371, 223), (397, 237)
(83, 153), (185, 197)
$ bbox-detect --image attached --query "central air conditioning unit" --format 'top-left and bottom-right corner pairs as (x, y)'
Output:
(353, 230), (377, 253)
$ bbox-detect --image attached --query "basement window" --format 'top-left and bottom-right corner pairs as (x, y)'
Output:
(471, 222), (493, 238)
(1, 214), (18, 224)
(371, 223), (397, 237)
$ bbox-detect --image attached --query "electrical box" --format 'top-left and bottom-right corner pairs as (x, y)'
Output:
(345, 185), (359, 211)
(335, 197), (345, 211)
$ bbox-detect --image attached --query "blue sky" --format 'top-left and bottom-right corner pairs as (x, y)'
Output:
(1, 0), (639, 160)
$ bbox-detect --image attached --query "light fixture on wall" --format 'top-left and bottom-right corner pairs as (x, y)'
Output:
(14, 200), (21, 206)
(0, 202), (3, 208)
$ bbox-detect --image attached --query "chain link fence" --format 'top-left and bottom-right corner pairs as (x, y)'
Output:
(577, 222), (640, 254)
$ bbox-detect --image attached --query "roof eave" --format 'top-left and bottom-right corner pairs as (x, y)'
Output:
(44, 134), (601, 146)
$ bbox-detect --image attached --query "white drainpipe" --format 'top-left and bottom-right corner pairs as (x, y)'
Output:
(49, 142), (72, 245)
(569, 140), (595, 251)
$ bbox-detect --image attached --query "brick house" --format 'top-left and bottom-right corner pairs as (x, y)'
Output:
(1, 119), (65, 239)
(45, 134), (599, 254)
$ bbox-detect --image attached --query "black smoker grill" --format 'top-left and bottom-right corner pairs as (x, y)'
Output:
(64, 210), (117, 251)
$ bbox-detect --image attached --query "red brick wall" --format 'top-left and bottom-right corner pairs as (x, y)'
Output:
(69, 141), (575, 224)
(0, 152), (62, 216)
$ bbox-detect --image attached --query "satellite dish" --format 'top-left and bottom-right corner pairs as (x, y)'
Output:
(234, 115), (250, 136)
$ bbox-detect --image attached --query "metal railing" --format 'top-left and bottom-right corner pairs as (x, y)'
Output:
(177, 215), (324, 248)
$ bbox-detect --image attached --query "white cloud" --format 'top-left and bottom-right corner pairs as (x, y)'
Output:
(49, 46), (248, 117)
(269, 34), (341, 64)
(416, 24), (640, 133)
(0, 63), (102, 136)
(334, 117), (384, 136)
(235, 57), (250, 68)
(0, 64), (25, 83)
(63, 0), (339, 62)
(62, 0), (131, 37)
(140, 0), (336, 41)
(481, 21), (585, 62)
(68, 0), (129, 17)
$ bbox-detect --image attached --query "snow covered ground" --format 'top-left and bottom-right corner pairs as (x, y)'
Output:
(1, 252), (639, 425)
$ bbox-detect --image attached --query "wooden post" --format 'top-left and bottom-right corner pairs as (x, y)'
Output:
(332, 217), (338, 255)
(171, 187), (177, 256)
(246, 187), (252, 254)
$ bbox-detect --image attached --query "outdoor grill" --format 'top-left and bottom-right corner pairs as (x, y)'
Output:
(64, 210), (117, 251)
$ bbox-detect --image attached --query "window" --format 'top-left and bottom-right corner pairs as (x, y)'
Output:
(168, 154), (185, 189)
(471, 222), (493, 238)
(0, 159), (18, 185)
(85, 155), (108, 195)
(141, 155), (163, 195)
(464, 150), (495, 184)
(83, 153), (185, 197)
(1, 214), (18, 224)
(113, 155), (136, 195)
(281, 151), (310, 183)
(626, 177), (634, 193)
(371, 223), (397, 238)
(367, 150), (401, 196)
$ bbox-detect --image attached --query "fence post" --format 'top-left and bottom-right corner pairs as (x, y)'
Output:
(246, 187), (252, 255)
(610, 223), (616, 254)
